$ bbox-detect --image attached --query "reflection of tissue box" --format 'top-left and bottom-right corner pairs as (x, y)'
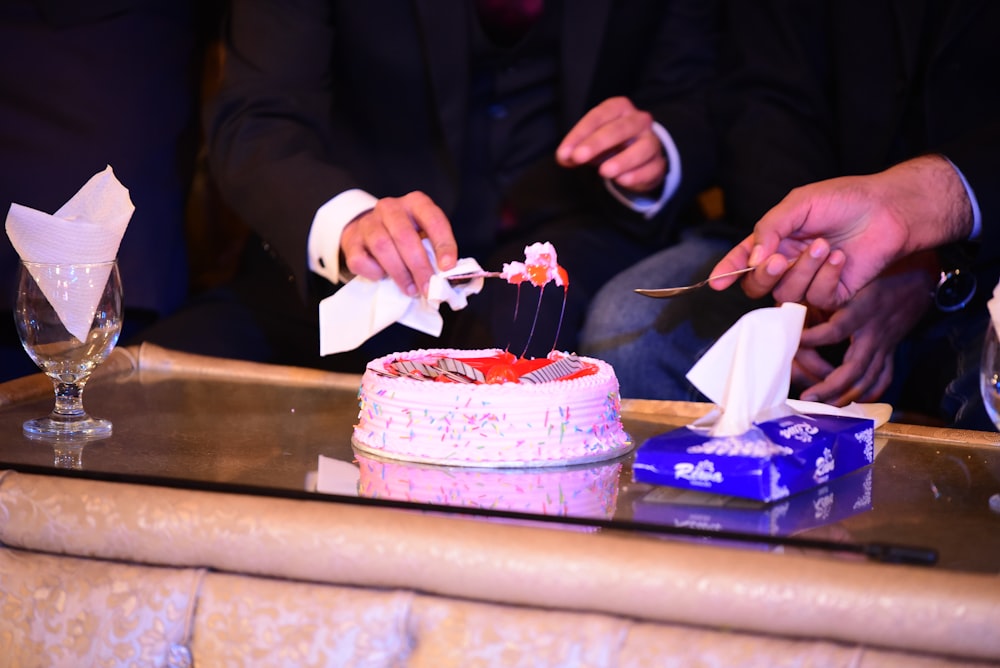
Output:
(633, 465), (873, 536)
(633, 413), (874, 502)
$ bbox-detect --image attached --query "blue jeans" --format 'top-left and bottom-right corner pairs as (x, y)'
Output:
(579, 232), (769, 400)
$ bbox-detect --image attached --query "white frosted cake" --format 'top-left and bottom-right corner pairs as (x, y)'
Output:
(352, 348), (631, 467)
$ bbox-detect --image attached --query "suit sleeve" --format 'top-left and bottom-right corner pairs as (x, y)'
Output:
(205, 0), (357, 294)
(712, 0), (839, 234)
(640, 0), (723, 218)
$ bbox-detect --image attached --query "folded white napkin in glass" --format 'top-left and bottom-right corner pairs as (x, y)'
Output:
(5, 165), (132, 341)
(319, 239), (486, 355)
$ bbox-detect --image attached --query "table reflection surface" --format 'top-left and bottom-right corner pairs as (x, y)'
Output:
(1, 346), (999, 574)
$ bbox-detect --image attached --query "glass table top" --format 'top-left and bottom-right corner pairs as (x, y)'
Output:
(2, 351), (999, 574)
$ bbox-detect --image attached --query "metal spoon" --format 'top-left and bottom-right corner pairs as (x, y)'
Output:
(633, 266), (755, 298)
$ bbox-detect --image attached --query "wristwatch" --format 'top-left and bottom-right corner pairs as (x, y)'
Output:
(933, 267), (977, 312)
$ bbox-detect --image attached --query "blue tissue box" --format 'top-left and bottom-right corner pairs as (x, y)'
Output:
(632, 413), (875, 502)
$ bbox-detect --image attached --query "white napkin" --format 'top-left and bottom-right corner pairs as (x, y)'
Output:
(5, 165), (132, 342)
(319, 239), (487, 355)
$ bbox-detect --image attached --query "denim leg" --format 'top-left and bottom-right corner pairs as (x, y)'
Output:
(579, 233), (769, 400)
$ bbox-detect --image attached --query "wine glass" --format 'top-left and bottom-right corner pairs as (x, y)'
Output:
(980, 321), (1000, 430)
(14, 260), (123, 438)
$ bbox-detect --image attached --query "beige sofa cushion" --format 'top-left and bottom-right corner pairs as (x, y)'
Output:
(0, 548), (202, 667)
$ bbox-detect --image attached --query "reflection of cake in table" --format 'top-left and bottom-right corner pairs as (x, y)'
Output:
(352, 348), (631, 468)
(355, 450), (623, 518)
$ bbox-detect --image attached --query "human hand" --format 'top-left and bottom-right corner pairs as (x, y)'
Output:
(340, 191), (458, 297)
(790, 253), (938, 405)
(556, 96), (666, 193)
(708, 155), (973, 311)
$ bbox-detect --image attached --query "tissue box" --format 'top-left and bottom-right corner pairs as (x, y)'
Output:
(632, 465), (873, 537)
(632, 413), (874, 502)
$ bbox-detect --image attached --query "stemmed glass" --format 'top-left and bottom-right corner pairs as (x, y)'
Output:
(980, 321), (1000, 430)
(14, 260), (123, 438)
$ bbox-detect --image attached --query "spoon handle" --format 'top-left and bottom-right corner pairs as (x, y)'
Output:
(633, 266), (755, 299)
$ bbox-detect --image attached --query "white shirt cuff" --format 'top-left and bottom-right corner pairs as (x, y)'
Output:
(603, 121), (680, 219)
(307, 188), (378, 284)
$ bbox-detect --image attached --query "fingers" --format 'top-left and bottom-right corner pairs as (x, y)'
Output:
(340, 192), (457, 296)
(802, 250), (848, 311)
(799, 315), (848, 351)
(556, 97), (666, 192)
(557, 97), (633, 165)
(791, 348), (835, 389)
(768, 238), (830, 303)
(745, 189), (812, 268)
(798, 352), (892, 406)
(409, 194), (458, 271)
(858, 356), (894, 403)
(602, 134), (666, 192)
(731, 241), (848, 308)
(340, 220), (386, 281)
(708, 235), (821, 298)
(708, 236), (754, 290)
(369, 197), (435, 295)
(798, 334), (894, 406)
(733, 185), (834, 296)
(737, 252), (796, 300)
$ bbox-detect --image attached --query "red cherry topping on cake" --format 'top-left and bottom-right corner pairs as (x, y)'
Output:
(485, 364), (519, 384)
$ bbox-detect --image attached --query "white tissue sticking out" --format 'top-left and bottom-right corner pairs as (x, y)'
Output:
(319, 238), (486, 356)
(5, 166), (132, 342)
(686, 302), (807, 437)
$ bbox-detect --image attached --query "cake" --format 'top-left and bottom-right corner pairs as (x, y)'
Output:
(354, 450), (623, 518)
(352, 348), (631, 467)
(352, 241), (630, 468)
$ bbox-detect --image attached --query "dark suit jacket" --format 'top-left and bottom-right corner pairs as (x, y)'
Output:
(206, 0), (721, 297)
(717, 0), (1000, 267)
(0, 0), (213, 315)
